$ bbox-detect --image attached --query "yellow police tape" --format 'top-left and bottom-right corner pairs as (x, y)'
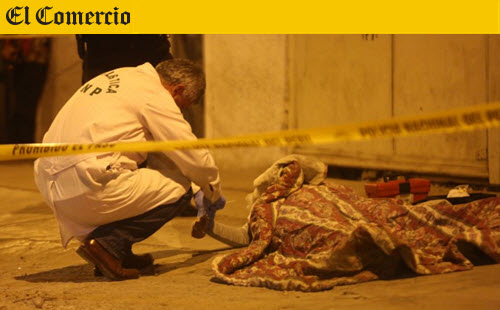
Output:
(1, 102), (500, 162)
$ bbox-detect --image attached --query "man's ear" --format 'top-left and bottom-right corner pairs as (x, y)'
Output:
(173, 84), (185, 97)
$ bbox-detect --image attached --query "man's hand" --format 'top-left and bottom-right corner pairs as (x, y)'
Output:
(193, 190), (205, 213)
(204, 195), (226, 218)
(191, 191), (226, 239)
(194, 190), (226, 218)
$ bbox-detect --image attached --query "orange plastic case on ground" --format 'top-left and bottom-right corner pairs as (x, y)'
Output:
(364, 178), (431, 202)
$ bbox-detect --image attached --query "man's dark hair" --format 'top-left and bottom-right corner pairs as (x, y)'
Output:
(155, 59), (206, 104)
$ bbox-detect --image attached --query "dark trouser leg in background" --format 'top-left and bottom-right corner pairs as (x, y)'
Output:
(89, 189), (193, 261)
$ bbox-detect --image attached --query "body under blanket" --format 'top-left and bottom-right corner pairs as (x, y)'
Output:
(211, 160), (500, 291)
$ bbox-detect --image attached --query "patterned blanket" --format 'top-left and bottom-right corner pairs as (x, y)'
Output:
(212, 160), (500, 291)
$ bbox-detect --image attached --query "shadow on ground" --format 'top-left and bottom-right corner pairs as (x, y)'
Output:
(155, 247), (231, 275)
(15, 247), (232, 283)
(14, 264), (103, 283)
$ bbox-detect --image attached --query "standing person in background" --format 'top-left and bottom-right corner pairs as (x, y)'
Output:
(76, 34), (173, 84)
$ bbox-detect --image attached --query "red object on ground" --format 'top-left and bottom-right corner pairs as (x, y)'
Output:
(364, 178), (431, 201)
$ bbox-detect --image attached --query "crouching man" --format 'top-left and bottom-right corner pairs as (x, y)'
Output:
(34, 59), (225, 280)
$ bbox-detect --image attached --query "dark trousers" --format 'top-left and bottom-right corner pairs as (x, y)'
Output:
(89, 189), (193, 260)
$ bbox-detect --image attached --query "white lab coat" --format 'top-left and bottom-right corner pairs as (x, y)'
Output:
(34, 63), (221, 247)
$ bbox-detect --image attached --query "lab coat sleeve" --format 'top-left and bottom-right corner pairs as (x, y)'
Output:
(139, 95), (221, 202)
